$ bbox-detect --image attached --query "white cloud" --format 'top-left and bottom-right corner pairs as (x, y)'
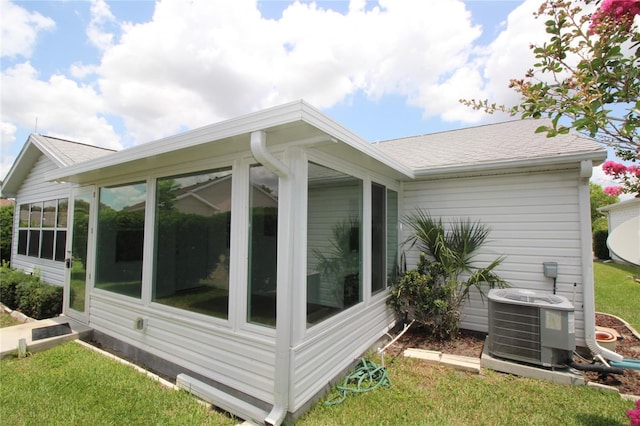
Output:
(95, 0), (491, 143)
(4, 0), (600, 152)
(87, 0), (117, 51)
(0, 1), (55, 58)
(0, 62), (122, 150)
(0, 122), (18, 181)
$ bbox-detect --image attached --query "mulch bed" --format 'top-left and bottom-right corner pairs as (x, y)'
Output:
(386, 314), (640, 396)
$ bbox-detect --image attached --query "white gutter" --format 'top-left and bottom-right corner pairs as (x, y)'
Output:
(250, 131), (292, 426)
(413, 151), (607, 178)
(578, 160), (623, 362)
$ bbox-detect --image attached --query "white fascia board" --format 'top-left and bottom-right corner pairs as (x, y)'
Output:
(597, 197), (640, 212)
(298, 101), (415, 179)
(29, 134), (69, 168)
(45, 100), (310, 183)
(46, 100), (414, 183)
(412, 150), (608, 179)
(2, 134), (69, 198)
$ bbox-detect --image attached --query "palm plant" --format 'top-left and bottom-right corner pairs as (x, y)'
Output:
(313, 217), (360, 308)
(389, 209), (508, 339)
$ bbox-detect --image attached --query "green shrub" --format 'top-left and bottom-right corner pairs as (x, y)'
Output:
(0, 263), (31, 309)
(592, 216), (608, 232)
(15, 279), (63, 319)
(389, 253), (461, 339)
(388, 211), (509, 340)
(0, 265), (62, 319)
(0, 204), (13, 265)
(593, 229), (611, 260)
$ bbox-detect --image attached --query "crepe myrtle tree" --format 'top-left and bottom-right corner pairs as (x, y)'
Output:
(462, 0), (640, 196)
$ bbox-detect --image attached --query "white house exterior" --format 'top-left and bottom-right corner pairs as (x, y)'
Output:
(1, 101), (608, 424)
(1, 134), (114, 285)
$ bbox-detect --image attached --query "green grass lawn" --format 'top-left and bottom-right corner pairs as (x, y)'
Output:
(1, 341), (635, 425)
(0, 342), (237, 426)
(0, 311), (21, 328)
(298, 358), (634, 425)
(594, 261), (640, 330)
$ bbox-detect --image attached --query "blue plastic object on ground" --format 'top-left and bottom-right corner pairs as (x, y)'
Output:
(610, 358), (640, 370)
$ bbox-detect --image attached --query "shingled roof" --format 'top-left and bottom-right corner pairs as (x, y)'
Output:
(1, 134), (116, 198)
(34, 134), (116, 166)
(375, 119), (607, 175)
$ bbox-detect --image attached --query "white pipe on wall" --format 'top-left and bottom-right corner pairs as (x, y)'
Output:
(250, 130), (292, 426)
(578, 160), (623, 362)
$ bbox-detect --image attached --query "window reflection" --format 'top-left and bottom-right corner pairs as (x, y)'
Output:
(307, 162), (362, 326)
(152, 169), (232, 318)
(95, 182), (146, 298)
(247, 165), (279, 327)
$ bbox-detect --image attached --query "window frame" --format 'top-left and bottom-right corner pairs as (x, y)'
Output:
(16, 199), (68, 262)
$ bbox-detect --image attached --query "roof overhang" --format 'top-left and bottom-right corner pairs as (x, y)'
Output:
(2, 134), (68, 198)
(412, 150), (608, 179)
(46, 100), (414, 185)
(598, 197), (640, 213)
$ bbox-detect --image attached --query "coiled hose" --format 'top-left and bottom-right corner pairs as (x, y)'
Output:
(325, 358), (391, 406)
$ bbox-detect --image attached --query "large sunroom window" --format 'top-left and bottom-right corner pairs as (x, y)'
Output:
(307, 162), (362, 326)
(95, 182), (146, 298)
(152, 169), (232, 318)
(247, 165), (279, 327)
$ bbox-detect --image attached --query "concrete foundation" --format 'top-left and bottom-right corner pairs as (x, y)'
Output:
(481, 337), (585, 386)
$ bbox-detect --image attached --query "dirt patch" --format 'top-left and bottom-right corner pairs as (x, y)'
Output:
(386, 314), (640, 396)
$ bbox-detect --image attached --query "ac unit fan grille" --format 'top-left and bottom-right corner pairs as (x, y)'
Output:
(490, 302), (541, 363)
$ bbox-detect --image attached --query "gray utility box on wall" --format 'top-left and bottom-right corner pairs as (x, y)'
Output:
(488, 288), (576, 368)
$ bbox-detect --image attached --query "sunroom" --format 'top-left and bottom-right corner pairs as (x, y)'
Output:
(46, 100), (413, 424)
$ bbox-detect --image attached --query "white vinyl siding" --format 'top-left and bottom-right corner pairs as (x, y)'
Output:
(89, 292), (277, 403)
(401, 168), (587, 343)
(11, 154), (70, 286)
(290, 296), (394, 411)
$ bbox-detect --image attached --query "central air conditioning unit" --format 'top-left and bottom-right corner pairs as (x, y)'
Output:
(488, 288), (576, 368)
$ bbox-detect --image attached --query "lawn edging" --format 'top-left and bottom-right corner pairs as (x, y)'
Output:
(597, 310), (640, 340)
(1, 302), (34, 324)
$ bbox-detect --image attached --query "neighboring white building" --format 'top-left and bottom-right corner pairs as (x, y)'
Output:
(598, 198), (640, 264)
(1, 100), (607, 425)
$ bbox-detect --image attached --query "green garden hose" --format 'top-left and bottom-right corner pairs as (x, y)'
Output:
(325, 358), (391, 406)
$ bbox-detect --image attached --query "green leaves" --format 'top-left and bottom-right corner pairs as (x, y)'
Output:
(389, 210), (509, 339)
(460, 0), (640, 195)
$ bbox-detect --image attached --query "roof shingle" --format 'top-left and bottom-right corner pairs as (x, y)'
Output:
(375, 119), (606, 171)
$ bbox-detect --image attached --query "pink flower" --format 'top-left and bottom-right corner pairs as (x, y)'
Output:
(591, 0), (640, 33)
(602, 160), (629, 176)
(628, 164), (640, 177)
(604, 186), (624, 196)
(628, 399), (640, 426)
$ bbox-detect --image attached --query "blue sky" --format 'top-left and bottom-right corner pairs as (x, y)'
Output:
(0, 0), (623, 189)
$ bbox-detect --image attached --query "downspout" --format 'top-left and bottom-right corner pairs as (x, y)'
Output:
(578, 160), (623, 362)
(250, 131), (292, 426)
(251, 130), (290, 178)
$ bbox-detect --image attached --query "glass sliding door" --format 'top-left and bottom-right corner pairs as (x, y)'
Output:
(65, 188), (93, 317)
